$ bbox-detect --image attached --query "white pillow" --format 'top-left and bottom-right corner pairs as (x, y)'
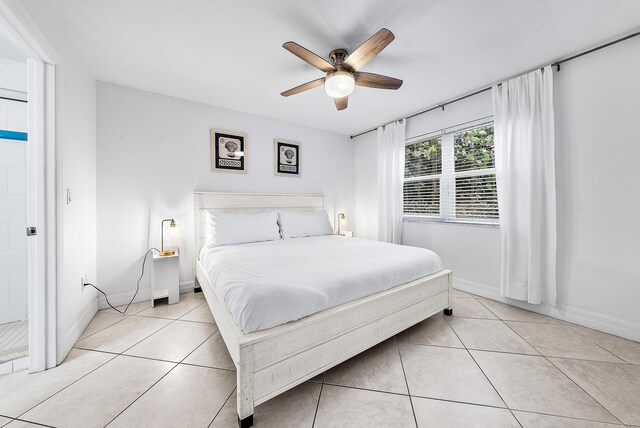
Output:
(205, 211), (280, 247)
(277, 210), (333, 238)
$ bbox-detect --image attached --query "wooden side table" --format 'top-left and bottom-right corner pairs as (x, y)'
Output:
(151, 248), (180, 307)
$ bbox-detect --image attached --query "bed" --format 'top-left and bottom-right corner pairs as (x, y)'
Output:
(194, 192), (453, 427)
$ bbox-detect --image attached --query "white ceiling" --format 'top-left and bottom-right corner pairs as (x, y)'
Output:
(48, 0), (640, 135)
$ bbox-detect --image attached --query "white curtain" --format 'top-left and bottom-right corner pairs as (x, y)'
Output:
(492, 66), (556, 304)
(377, 119), (406, 244)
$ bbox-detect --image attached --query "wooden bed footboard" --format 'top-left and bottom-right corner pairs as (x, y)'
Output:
(196, 262), (453, 428)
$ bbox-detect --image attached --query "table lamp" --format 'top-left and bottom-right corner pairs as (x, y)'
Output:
(160, 218), (176, 256)
(337, 213), (346, 235)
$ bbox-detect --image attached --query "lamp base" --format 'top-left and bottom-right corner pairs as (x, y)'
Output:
(159, 249), (175, 256)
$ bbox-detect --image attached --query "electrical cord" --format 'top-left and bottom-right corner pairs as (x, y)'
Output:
(85, 247), (160, 314)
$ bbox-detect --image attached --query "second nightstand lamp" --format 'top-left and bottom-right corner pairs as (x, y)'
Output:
(337, 213), (353, 237)
(160, 218), (176, 256)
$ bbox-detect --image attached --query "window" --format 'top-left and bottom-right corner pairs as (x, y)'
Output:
(404, 123), (498, 224)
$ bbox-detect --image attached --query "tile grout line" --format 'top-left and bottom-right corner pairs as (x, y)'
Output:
(448, 302), (526, 425)
(545, 358), (628, 427)
(394, 340), (419, 428)
(103, 323), (220, 426)
(19, 297), (206, 427)
(208, 387), (236, 427)
(561, 322), (633, 365)
(11, 417), (56, 427)
(442, 313), (520, 426)
(77, 314), (131, 341)
(14, 350), (120, 422)
(311, 382), (324, 428)
(504, 320), (626, 363)
(102, 361), (180, 427)
(180, 360), (236, 373)
(320, 376), (539, 413)
(476, 298), (626, 426)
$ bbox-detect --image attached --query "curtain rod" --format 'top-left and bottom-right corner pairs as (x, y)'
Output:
(350, 28), (640, 139)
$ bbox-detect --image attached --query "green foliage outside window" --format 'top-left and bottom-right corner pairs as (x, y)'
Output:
(454, 126), (495, 171)
(403, 124), (498, 221)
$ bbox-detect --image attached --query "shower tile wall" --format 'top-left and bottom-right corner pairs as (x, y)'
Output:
(0, 58), (28, 324)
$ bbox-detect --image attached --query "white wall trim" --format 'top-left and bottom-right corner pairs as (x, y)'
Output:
(59, 297), (97, 362)
(0, 356), (29, 375)
(454, 278), (640, 342)
(97, 281), (195, 309)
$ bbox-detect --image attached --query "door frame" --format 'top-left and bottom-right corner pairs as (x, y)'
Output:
(0, 0), (58, 371)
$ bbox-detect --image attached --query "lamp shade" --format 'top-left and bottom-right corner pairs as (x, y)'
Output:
(324, 71), (355, 98)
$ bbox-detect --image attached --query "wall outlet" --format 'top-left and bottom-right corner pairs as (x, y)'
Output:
(81, 274), (88, 290)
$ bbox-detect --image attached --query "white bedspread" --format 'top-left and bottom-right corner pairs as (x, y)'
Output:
(199, 235), (444, 333)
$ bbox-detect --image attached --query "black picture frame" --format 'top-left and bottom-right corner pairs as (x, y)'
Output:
(211, 128), (247, 174)
(274, 139), (301, 177)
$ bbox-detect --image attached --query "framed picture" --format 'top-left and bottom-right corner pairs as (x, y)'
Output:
(211, 129), (247, 173)
(274, 139), (301, 177)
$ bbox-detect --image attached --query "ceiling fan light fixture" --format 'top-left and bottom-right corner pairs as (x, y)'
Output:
(324, 71), (355, 98)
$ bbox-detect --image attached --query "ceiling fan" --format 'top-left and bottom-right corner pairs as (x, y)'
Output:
(280, 28), (403, 111)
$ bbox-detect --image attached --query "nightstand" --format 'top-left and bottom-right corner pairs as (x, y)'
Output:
(151, 248), (179, 306)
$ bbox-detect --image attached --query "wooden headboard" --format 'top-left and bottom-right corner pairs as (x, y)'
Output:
(193, 192), (325, 260)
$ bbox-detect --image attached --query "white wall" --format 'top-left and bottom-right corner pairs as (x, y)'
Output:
(551, 36), (640, 339)
(0, 57), (27, 324)
(354, 37), (640, 340)
(13, 0), (98, 362)
(96, 82), (354, 302)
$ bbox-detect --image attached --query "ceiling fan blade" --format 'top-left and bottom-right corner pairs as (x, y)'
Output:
(283, 41), (336, 72)
(355, 72), (403, 90)
(344, 28), (395, 71)
(280, 78), (325, 97)
(334, 96), (348, 111)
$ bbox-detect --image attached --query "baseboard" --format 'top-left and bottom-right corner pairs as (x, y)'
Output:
(0, 356), (29, 375)
(58, 298), (98, 365)
(454, 278), (640, 342)
(97, 281), (195, 309)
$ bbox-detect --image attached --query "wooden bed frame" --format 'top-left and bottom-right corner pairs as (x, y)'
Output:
(193, 192), (453, 428)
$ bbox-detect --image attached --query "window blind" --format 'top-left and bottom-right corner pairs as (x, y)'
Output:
(403, 137), (441, 216)
(404, 123), (498, 224)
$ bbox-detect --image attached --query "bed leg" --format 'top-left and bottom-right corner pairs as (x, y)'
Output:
(443, 307), (453, 316)
(237, 344), (254, 427)
(238, 415), (253, 428)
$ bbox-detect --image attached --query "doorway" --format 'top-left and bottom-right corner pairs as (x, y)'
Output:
(0, 1), (57, 373)
(0, 29), (29, 372)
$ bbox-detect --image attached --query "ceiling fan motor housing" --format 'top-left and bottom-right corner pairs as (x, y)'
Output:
(329, 48), (351, 70)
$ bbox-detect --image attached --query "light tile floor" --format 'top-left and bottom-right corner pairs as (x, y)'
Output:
(0, 291), (639, 427)
(0, 320), (28, 364)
